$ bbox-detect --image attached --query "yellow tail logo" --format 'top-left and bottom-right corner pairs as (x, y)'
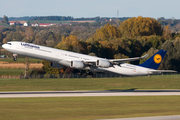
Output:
(154, 54), (162, 64)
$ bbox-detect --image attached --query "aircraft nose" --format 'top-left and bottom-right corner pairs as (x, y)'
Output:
(2, 44), (8, 49)
(2, 44), (5, 48)
(2, 44), (4, 48)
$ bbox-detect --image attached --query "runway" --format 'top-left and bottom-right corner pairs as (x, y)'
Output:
(1, 90), (180, 120)
(1, 90), (180, 98)
(100, 115), (180, 120)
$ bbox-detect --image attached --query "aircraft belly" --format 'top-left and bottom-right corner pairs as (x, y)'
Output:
(95, 66), (130, 76)
(96, 65), (149, 76)
(110, 66), (136, 75)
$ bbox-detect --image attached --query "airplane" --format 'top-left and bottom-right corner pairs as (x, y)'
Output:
(2, 41), (176, 76)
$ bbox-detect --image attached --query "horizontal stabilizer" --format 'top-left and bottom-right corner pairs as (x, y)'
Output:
(148, 70), (177, 74)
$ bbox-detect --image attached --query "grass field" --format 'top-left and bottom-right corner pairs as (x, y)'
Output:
(1, 76), (180, 120)
(0, 58), (42, 63)
(0, 58), (42, 70)
(0, 62), (43, 69)
(0, 76), (180, 91)
(0, 69), (23, 75)
(0, 96), (180, 120)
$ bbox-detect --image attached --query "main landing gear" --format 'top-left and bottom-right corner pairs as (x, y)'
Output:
(87, 70), (96, 78)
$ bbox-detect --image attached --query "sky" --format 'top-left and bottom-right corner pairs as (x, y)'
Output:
(0, 0), (180, 19)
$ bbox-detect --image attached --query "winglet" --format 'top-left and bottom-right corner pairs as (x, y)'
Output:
(141, 54), (149, 59)
(138, 50), (167, 70)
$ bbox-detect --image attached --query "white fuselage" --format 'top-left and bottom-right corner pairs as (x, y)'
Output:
(2, 41), (155, 76)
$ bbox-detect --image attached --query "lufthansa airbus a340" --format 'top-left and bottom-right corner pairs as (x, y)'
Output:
(2, 41), (176, 76)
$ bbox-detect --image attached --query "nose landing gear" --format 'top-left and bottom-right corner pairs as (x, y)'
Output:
(13, 54), (18, 61)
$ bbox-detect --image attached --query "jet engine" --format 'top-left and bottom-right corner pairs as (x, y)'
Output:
(96, 59), (111, 68)
(50, 62), (64, 69)
(70, 61), (85, 69)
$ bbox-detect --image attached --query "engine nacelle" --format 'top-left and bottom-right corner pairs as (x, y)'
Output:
(70, 61), (85, 69)
(50, 62), (64, 69)
(96, 59), (111, 68)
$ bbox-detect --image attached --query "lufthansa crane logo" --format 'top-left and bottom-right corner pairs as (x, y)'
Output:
(154, 54), (162, 64)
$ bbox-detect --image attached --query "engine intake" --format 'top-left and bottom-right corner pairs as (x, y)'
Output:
(96, 59), (111, 68)
(70, 61), (85, 69)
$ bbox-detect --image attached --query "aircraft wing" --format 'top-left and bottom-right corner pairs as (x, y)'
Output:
(82, 54), (148, 67)
(109, 54), (148, 64)
(148, 70), (177, 74)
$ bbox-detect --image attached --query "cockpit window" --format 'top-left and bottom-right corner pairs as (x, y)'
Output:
(7, 43), (12, 45)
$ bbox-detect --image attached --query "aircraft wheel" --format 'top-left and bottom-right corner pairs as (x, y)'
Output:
(13, 57), (17, 61)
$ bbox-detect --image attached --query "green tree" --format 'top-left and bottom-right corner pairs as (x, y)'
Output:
(146, 35), (163, 49)
(33, 30), (50, 45)
(2, 15), (9, 24)
(0, 33), (3, 43)
(12, 32), (22, 41)
(139, 47), (158, 64)
(117, 20), (122, 26)
(159, 40), (175, 70)
(95, 17), (100, 23)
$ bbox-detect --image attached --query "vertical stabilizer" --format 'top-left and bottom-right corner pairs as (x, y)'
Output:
(138, 50), (167, 70)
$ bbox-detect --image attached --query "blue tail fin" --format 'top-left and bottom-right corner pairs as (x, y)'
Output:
(138, 49), (167, 70)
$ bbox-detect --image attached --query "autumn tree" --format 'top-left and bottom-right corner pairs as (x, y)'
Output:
(162, 25), (172, 40)
(42, 60), (61, 75)
(2, 31), (13, 43)
(114, 53), (128, 59)
(25, 27), (34, 38)
(92, 23), (121, 41)
(22, 27), (34, 43)
(56, 35), (88, 53)
(119, 16), (162, 37)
